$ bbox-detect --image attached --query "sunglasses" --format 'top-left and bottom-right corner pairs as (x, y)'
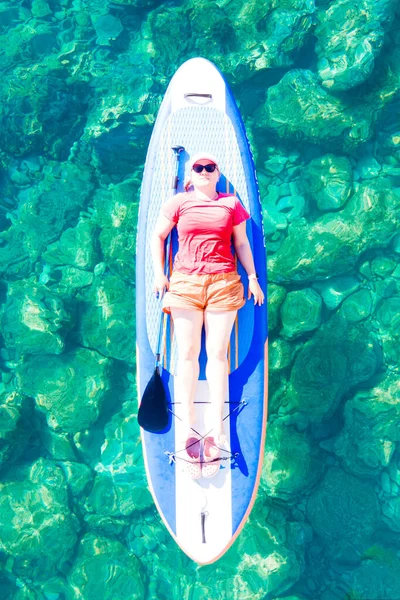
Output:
(192, 163), (217, 173)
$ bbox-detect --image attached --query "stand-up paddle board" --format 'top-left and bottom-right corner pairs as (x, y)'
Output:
(136, 57), (268, 565)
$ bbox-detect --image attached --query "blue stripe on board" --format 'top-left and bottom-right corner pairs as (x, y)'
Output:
(142, 369), (176, 534)
(136, 89), (177, 535)
(222, 69), (268, 533)
(229, 310), (266, 533)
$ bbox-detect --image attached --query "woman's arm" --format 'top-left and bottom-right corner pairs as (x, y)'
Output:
(232, 221), (256, 276)
(151, 214), (176, 294)
(232, 221), (265, 306)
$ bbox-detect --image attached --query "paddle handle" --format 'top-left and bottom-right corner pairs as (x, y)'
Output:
(155, 146), (185, 368)
(154, 231), (171, 369)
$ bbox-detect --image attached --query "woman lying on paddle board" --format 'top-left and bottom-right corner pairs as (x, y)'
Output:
(151, 153), (264, 479)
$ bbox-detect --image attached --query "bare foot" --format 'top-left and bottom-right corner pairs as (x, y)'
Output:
(178, 420), (200, 452)
(212, 425), (227, 448)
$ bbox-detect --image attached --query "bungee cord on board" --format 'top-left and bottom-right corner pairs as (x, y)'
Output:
(164, 399), (247, 465)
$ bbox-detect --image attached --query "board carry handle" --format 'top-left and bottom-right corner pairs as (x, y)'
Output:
(184, 93), (212, 99)
(184, 93), (212, 98)
(184, 93), (213, 107)
(155, 145), (185, 369)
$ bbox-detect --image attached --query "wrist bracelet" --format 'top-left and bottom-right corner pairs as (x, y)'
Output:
(248, 273), (258, 280)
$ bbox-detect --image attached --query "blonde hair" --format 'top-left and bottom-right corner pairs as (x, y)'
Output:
(184, 179), (193, 192)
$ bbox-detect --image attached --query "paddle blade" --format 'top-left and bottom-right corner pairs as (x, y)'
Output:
(138, 368), (169, 433)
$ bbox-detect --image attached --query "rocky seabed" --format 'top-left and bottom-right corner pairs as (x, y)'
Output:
(1, 0), (400, 598)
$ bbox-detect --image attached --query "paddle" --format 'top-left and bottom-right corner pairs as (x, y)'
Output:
(138, 145), (185, 433)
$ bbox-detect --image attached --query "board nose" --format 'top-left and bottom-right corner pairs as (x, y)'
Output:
(170, 57), (226, 112)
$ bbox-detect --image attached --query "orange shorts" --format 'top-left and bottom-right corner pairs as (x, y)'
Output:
(162, 271), (246, 314)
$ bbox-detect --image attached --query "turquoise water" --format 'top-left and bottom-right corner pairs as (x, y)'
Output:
(1, 0), (400, 598)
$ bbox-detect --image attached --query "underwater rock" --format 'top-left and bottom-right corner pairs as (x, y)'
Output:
(268, 339), (298, 416)
(0, 458), (79, 580)
(93, 179), (138, 282)
(374, 275), (398, 300)
(84, 45), (154, 178)
(39, 265), (94, 291)
(145, 0), (315, 85)
(340, 288), (373, 322)
(93, 179), (138, 232)
(388, 450), (400, 488)
(78, 273), (135, 363)
(127, 524), (191, 598)
(301, 154), (353, 211)
(68, 533), (146, 600)
(273, 597), (306, 600)
(342, 556), (400, 599)
(229, 506), (305, 599)
(282, 313), (381, 424)
(263, 155), (289, 176)
(307, 468), (380, 561)
(8, 155), (44, 189)
(1, 279), (72, 358)
(261, 419), (324, 500)
(376, 296), (400, 368)
(39, 428), (80, 461)
(98, 225), (136, 283)
(73, 427), (106, 466)
(356, 155), (382, 180)
(280, 288), (322, 339)
(315, 0), (397, 91)
(17, 348), (112, 433)
(0, 393), (32, 469)
(91, 14), (123, 46)
(359, 259), (374, 280)
(276, 195), (305, 223)
(0, 161), (95, 279)
(59, 461), (94, 498)
(232, 547), (301, 599)
(370, 256), (396, 277)
(0, 68), (88, 160)
(31, 0), (52, 18)
(111, 0), (161, 5)
(12, 577), (70, 600)
(392, 233), (400, 255)
(376, 296), (400, 330)
(382, 496), (400, 532)
(43, 218), (100, 269)
(268, 284), (286, 331)
(17, 162), (92, 252)
(269, 338), (297, 373)
(268, 178), (400, 284)
(0, 225), (35, 280)
(85, 470), (152, 517)
(255, 69), (376, 150)
(262, 203), (288, 237)
(85, 399), (153, 517)
(312, 275), (360, 310)
(127, 515), (170, 560)
(333, 374), (400, 477)
(84, 514), (131, 538)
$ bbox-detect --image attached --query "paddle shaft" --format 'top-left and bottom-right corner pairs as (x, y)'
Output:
(155, 146), (185, 369)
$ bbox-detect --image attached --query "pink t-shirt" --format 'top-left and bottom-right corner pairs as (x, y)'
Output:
(161, 191), (251, 274)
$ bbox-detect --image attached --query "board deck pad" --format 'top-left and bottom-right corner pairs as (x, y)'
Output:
(136, 57), (268, 564)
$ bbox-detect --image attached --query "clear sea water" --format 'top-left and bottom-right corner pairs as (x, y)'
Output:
(1, 1), (400, 599)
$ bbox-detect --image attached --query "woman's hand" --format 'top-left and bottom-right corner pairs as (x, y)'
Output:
(153, 273), (170, 298)
(248, 278), (265, 306)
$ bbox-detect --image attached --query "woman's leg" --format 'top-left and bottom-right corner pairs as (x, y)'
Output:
(204, 310), (238, 443)
(170, 308), (204, 439)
